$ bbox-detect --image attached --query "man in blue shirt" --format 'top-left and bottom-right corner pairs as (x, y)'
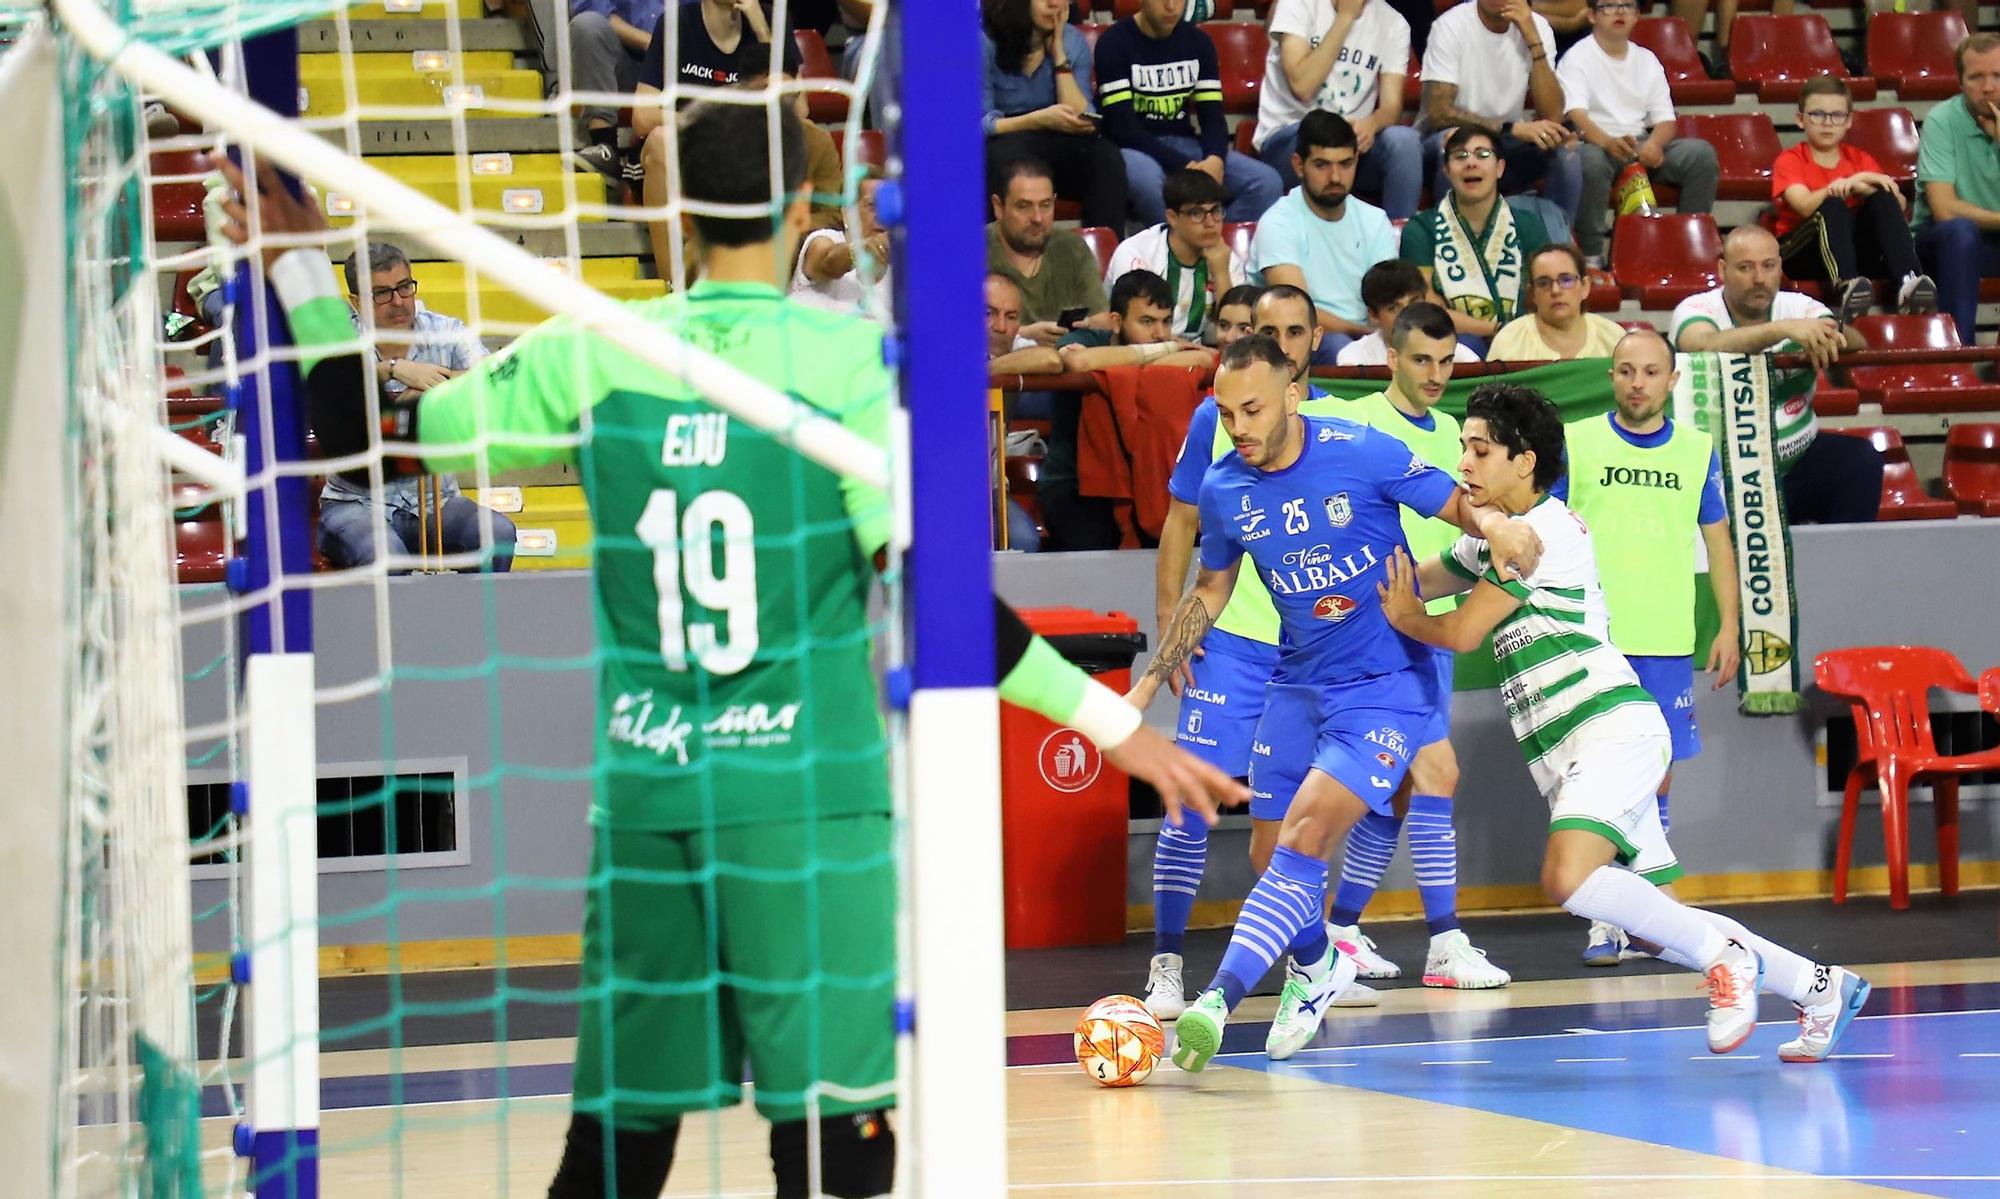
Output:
(1129, 334), (1541, 1070)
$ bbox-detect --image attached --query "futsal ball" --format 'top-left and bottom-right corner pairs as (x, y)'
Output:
(1074, 994), (1166, 1087)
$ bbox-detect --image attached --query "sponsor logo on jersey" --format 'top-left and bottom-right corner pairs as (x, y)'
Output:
(1597, 464), (1683, 490)
(1252, 739), (1271, 756)
(1370, 776), (1393, 790)
(1782, 395), (1808, 419)
(1364, 727), (1409, 757)
(1267, 543), (1381, 596)
(607, 690), (695, 765)
(1185, 709), (1203, 735)
(1317, 425), (1334, 442)
(701, 700), (803, 749)
(1185, 687), (1226, 704)
(1375, 751), (1396, 769)
(1404, 453), (1429, 477)
(1038, 730), (1103, 793)
(1313, 594), (1357, 621)
(1324, 492), (1352, 528)
(1235, 493), (1268, 537)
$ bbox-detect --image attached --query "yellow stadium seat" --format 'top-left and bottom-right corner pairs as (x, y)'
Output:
(301, 70), (543, 119)
(322, 172), (608, 223)
(466, 485), (593, 571)
(298, 50), (517, 78)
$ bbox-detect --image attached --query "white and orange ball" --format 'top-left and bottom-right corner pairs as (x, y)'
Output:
(1074, 994), (1166, 1087)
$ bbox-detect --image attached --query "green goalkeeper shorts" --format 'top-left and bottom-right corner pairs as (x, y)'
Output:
(568, 813), (897, 1127)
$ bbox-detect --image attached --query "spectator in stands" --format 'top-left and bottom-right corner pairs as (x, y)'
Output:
(1488, 243), (1626, 360)
(982, 0), (1129, 231)
(1400, 123), (1552, 356)
(323, 243), (517, 571)
(988, 272), (1065, 372)
(1104, 169), (1246, 344)
(987, 158), (1113, 344)
(1558, 0), (1718, 270)
(566, 0), (663, 185)
(1914, 32), (2000, 347)
(1672, 225), (1880, 525)
(631, 0), (799, 137)
(1337, 259), (1482, 365)
(1419, 0), (1582, 227)
(790, 165), (891, 323)
(1097, 0), (1281, 227)
(1775, 76), (1934, 322)
(1249, 110), (1399, 363)
(1214, 283), (1264, 352)
(1043, 271), (1216, 550)
(1251, 0), (1422, 219)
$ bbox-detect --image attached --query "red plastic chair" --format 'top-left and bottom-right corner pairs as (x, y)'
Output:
(1201, 22), (1266, 114)
(1845, 315), (2000, 414)
(1813, 370), (1860, 417)
(1867, 11), (1968, 102)
(831, 128), (886, 170)
(1675, 113), (1781, 202)
(1076, 225), (1120, 278)
(1609, 212), (1719, 308)
(1844, 107), (1920, 184)
(1631, 18), (1736, 107)
(1823, 425), (1959, 520)
(1076, 21), (1112, 56)
(150, 149), (207, 242)
(1814, 646), (2000, 908)
(1223, 220), (1255, 267)
(175, 520), (229, 584)
(1731, 15), (1877, 103)
(790, 30), (849, 124)
(1943, 423), (2000, 516)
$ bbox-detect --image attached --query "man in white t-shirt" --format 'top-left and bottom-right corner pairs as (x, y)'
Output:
(1253, 0), (1421, 219)
(1670, 225), (1883, 526)
(1337, 258), (1482, 365)
(790, 168), (892, 324)
(1103, 168), (1248, 343)
(1419, 0), (1581, 224)
(1557, 0), (1717, 267)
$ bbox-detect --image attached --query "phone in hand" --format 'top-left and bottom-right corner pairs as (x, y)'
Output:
(1057, 307), (1090, 330)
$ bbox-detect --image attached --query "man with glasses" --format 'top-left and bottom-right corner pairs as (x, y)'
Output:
(1105, 169), (1247, 344)
(1557, 0), (1717, 271)
(1418, 0), (1582, 224)
(1400, 123), (1552, 357)
(319, 241), (516, 572)
(1489, 243), (1627, 360)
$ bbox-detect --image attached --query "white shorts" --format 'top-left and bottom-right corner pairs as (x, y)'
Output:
(1546, 728), (1681, 884)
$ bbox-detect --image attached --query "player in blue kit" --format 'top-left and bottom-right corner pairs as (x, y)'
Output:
(1128, 335), (1543, 1069)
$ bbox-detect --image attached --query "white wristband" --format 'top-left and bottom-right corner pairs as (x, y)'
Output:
(1071, 680), (1145, 751)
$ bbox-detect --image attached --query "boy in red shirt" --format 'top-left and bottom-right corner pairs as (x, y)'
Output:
(1773, 74), (1936, 319)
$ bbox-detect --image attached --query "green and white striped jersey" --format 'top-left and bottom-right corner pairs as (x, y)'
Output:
(1441, 496), (1665, 791)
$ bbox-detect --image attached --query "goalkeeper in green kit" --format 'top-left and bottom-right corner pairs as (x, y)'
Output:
(219, 101), (1243, 1198)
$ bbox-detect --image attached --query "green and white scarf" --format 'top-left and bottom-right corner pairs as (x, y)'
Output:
(1672, 352), (1804, 715)
(1431, 195), (1522, 325)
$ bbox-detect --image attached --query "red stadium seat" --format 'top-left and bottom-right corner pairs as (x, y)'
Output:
(1845, 315), (2000, 413)
(1675, 113), (1781, 203)
(1730, 15), (1877, 104)
(1824, 425), (1959, 520)
(1813, 370), (1860, 417)
(1630, 18), (1735, 107)
(1943, 423), (2000, 516)
(1586, 267), (1621, 312)
(175, 520), (229, 584)
(1076, 22), (1112, 57)
(150, 149), (207, 242)
(1618, 320), (1658, 333)
(1077, 225), (1120, 278)
(1867, 11), (1968, 102)
(1223, 220), (1255, 267)
(1006, 455), (1046, 542)
(1845, 107), (1920, 185)
(1113, 0), (1232, 15)
(831, 128), (886, 170)
(1202, 22), (1266, 114)
(792, 30), (849, 124)
(1609, 213), (1719, 308)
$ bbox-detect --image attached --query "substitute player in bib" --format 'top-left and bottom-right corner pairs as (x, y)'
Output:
(218, 102), (1245, 1198)
(1131, 335), (1546, 1070)
(1323, 300), (1509, 990)
(1563, 328), (1742, 965)
(1378, 383), (1869, 1062)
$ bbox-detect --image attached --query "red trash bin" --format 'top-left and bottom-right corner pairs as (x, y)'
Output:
(999, 607), (1147, 949)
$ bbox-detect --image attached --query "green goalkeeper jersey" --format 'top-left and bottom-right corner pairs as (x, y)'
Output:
(415, 280), (893, 832)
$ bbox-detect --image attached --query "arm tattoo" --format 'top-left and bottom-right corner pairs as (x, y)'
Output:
(1422, 82), (1479, 134)
(1145, 593), (1217, 684)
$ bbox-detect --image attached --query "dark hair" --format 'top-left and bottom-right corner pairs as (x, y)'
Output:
(1110, 269), (1173, 319)
(1162, 167), (1227, 214)
(989, 155), (1054, 201)
(344, 241), (410, 299)
(1217, 284), (1264, 314)
(678, 100), (806, 248)
(982, 0), (1039, 75)
(1444, 122), (1501, 158)
(1389, 300), (1458, 350)
(1296, 110), (1357, 159)
(1528, 242), (1587, 279)
(1797, 73), (1852, 109)
(1360, 259), (1427, 312)
(1255, 282), (1316, 325)
(1465, 383), (1565, 491)
(1219, 332), (1292, 376)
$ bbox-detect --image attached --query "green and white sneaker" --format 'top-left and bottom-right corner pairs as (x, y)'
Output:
(1266, 946), (1358, 1060)
(1171, 988), (1229, 1073)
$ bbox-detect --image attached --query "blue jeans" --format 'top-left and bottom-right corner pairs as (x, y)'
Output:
(1310, 332), (1355, 365)
(1916, 218), (2000, 347)
(1120, 134), (1283, 226)
(1423, 128), (1583, 224)
(319, 495), (517, 572)
(1260, 121), (1423, 221)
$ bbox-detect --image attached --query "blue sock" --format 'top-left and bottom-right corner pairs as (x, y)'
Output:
(1209, 845), (1327, 1012)
(1287, 916), (1330, 967)
(1657, 788), (1670, 835)
(1407, 793), (1461, 936)
(1328, 811), (1401, 927)
(1151, 818), (1209, 955)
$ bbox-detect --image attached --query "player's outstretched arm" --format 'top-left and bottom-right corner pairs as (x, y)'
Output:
(1377, 548), (1521, 654)
(1127, 561), (1238, 713)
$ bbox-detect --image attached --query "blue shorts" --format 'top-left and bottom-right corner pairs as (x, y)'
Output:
(1173, 629), (1280, 777)
(1415, 649), (1455, 748)
(1246, 666), (1433, 822)
(1626, 654), (1700, 762)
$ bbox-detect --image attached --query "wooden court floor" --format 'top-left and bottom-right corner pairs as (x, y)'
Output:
(143, 956), (2000, 1197)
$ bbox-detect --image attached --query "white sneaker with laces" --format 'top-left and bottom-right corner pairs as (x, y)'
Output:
(1779, 966), (1872, 1063)
(1582, 920), (1627, 966)
(1326, 922), (1401, 979)
(1266, 947), (1358, 1060)
(1143, 952), (1186, 1021)
(1898, 273), (1938, 315)
(1705, 938), (1764, 1054)
(1422, 929), (1511, 989)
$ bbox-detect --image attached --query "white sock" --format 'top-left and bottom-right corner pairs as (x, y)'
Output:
(1690, 909), (1824, 1004)
(1562, 867), (1727, 969)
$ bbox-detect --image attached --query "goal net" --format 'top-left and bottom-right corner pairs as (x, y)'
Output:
(14, 0), (1004, 1194)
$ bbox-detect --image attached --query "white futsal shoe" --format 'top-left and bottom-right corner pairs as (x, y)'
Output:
(1422, 930), (1511, 989)
(1779, 966), (1872, 1063)
(1705, 939), (1764, 1054)
(1266, 946), (1358, 1060)
(1326, 922), (1402, 979)
(1144, 952), (1187, 1020)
